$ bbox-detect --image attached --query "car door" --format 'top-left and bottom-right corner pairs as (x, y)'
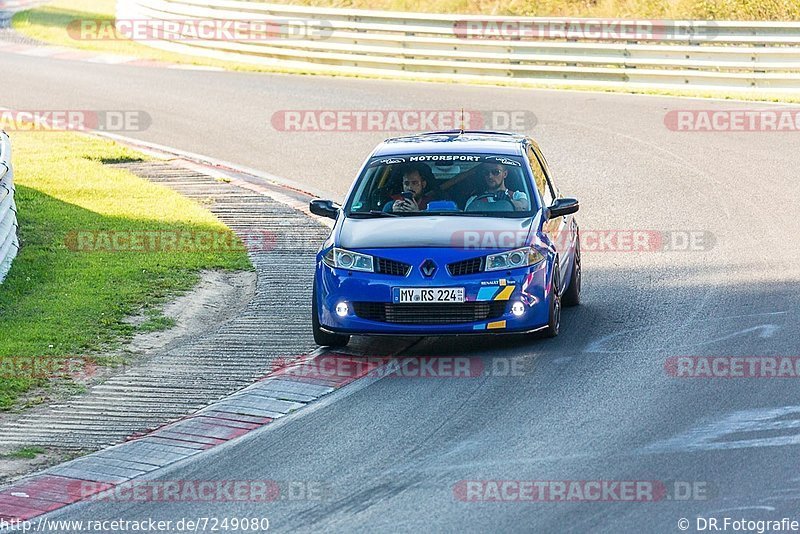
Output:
(527, 143), (572, 286)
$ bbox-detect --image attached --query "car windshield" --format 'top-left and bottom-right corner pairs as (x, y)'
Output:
(345, 154), (537, 217)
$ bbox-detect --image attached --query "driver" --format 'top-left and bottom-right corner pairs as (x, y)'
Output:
(464, 163), (530, 211)
(384, 163), (434, 212)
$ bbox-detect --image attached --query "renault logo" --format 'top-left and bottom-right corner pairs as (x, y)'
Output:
(420, 259), (437, 278)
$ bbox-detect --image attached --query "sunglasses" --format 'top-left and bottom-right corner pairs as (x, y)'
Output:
(485, 168), (504, 176)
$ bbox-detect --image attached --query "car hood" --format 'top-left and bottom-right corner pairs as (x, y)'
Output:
(338, 216), (535, 249)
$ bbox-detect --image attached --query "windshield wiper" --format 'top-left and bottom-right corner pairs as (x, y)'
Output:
(349, 211), (529, 218)
(348, 211), (400, 218)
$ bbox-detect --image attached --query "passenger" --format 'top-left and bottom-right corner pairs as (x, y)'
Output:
(384, 164), (434, 212)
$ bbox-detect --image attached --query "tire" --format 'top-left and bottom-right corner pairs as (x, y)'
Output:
(312, 282), (350, 347)
(562, 232), (581, 307)
(540, 264), (562, 338)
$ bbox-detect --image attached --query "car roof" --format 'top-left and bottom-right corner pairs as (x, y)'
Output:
(372, 131), (529, 157)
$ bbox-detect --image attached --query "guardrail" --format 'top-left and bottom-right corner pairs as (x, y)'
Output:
(116, 0), (800, 91)
(0, 131), (19, 284)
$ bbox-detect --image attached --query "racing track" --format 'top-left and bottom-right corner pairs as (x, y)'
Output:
(2, 50), (800, 532)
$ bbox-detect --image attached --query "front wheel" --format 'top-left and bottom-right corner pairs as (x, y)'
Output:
(562, 232), (581, 307)
(312, 282), (350, 347)
(540, 264), (562, 338)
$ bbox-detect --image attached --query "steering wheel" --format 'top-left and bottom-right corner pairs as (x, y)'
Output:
(465, 192), (515, 212)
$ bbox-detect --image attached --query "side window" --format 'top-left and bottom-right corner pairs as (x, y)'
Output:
(527, 146), (554, 207)
(534, 146), (560, 198)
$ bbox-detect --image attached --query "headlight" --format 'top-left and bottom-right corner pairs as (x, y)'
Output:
(323, 247), (374, 272)
(485, 247), (544, 271)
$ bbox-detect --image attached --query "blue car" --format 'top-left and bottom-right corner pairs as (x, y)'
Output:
(309, 130), (581, 347)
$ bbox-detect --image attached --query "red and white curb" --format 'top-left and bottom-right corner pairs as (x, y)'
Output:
(0, 352), (396, 520)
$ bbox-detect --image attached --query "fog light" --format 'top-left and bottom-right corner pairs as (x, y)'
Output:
(511, 301), (525, 317)
(335, 302), (349, 317)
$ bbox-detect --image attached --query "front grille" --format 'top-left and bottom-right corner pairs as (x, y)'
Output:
(375, 257), (411, 276)
(447, 257), (484, 276)
(353, 302), (507, 324)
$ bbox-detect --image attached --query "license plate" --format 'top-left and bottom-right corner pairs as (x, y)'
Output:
(393, 287), (465, 303)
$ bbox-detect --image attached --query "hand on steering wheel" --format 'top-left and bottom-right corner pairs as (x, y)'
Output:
(465, 192), (515, 212)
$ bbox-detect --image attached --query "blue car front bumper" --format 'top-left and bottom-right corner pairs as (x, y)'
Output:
(315, 248), (556, 335)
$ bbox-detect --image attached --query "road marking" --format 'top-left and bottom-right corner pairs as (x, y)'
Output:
(586, 312), (787, 353)
(587, 323), (779, 353)
(642, 406), (800, 453)
(708, 506), (776, 513)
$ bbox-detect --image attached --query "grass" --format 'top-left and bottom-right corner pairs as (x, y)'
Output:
(0, 131), (252, 410)
(14, 0), (800, 25)
(11, 0), (800, 104)
(265, 0), (800, 20)
(0, 446), (46, 460)
(137, 312), (177, 333)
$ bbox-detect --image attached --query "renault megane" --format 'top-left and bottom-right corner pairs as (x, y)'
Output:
(309, 130), (581, 347)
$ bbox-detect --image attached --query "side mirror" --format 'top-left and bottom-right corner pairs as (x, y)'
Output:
(548, 198), (579, 218)
(309, 199), (340, 220)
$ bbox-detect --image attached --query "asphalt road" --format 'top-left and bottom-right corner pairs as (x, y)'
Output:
(3, 51), (800, 532)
